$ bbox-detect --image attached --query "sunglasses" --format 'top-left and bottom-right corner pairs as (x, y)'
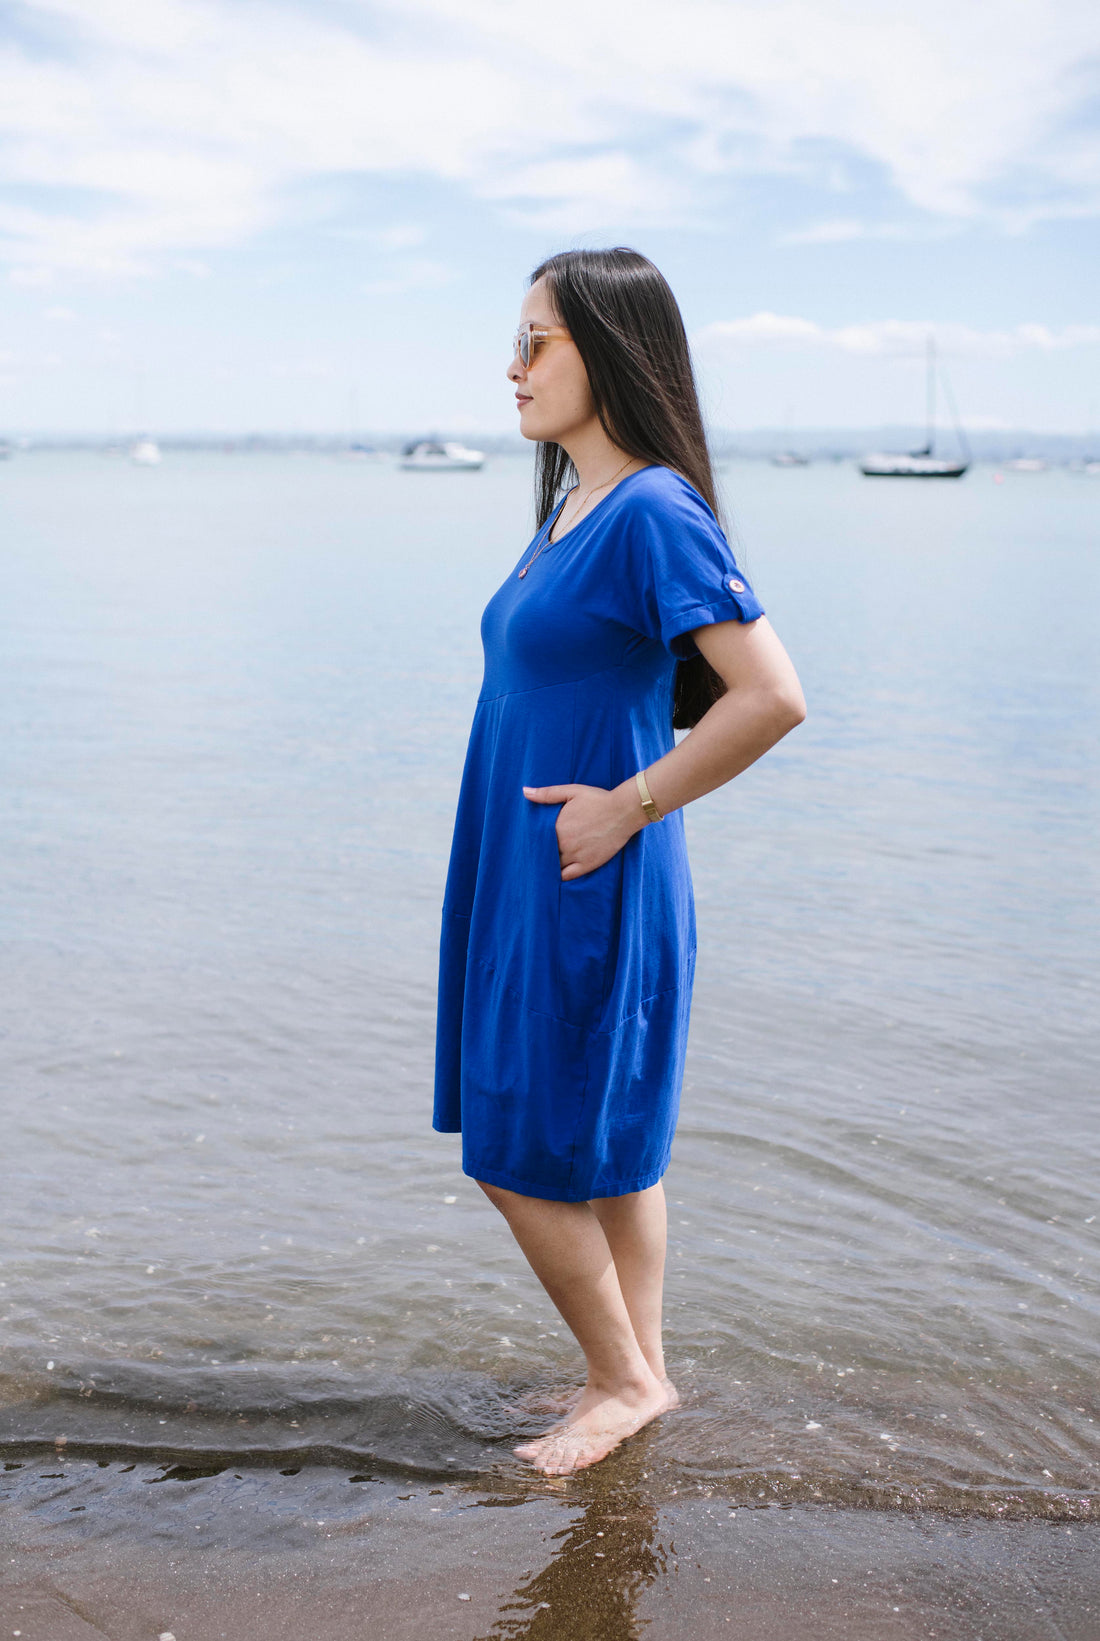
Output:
(512, 321), (571, 368)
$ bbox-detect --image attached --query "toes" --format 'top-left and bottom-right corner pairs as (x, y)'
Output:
(516, 1435), (576, 1475)
(540, 1450), (580, 1477)
(513, 1395), (662, 1475)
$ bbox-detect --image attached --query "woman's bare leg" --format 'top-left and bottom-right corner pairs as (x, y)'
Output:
(477, 1181), (673, 1474)
(589, 1183), (670, 1384)
(517, 1183), (676, 1419)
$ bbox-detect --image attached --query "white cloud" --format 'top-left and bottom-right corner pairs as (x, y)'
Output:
(481, 151), (688, 233)
(0, 0), (1097, 278)
(416, 0), (1100, 224)
(777, 219), (960, 246)
(695, 313), (1100, 358)
(0, 1), (515, 277)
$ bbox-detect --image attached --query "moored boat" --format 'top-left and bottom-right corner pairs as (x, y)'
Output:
(859, 338), (970, 479)
(129, 438), (162, 466)
(860, 451), (968, 478)
(399, 440), (485, 471)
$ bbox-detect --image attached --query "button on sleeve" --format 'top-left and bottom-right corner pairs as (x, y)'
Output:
(632, 481), (764, 657)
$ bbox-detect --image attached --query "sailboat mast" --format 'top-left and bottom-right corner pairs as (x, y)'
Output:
(858, 326), (968, 476)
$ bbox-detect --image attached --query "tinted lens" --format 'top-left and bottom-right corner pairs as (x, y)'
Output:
(518, 329), (531, 367)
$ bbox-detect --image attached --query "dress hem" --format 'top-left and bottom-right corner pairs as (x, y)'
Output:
(459, 1156), (671, 1204)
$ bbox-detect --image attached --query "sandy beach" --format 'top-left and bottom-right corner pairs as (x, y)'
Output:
(2, 1453), (1098, 1640)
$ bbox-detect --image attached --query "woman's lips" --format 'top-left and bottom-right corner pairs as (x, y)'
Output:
(515, 394), (532, 409)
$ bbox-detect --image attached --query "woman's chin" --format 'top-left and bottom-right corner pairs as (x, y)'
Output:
(517, 407), (558, 443)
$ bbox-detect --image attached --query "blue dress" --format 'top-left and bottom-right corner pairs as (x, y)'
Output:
(433, 465), (764, 1201)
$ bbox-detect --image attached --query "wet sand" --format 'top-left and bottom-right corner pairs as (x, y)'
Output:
(2, 1456), (1097, 1640)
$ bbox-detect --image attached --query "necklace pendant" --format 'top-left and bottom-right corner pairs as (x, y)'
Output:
(518, 566), (528, 578)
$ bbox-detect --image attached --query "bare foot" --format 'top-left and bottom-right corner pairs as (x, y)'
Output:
(510, 1375), (678, 1437)
(514, 1376), (676, 1476)
(511, 1384), (584, 1421)
(516, 1376), (677, 1434)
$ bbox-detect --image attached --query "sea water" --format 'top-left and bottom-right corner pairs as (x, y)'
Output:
(1, 451), (1097, 1520)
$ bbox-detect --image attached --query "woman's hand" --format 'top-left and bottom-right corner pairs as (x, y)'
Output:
(522, 619), (805, 882)
(523, 781), (646, 880)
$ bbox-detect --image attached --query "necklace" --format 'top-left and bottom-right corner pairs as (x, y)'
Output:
(517, 456), (637, 578)
(516, 513), (555, 580)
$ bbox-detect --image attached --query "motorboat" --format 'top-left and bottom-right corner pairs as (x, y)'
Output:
(129, 438), (162, 466)
(859, 338), (970, 478)
(770, 451), (810, 467)
(399, 439), (485, 471)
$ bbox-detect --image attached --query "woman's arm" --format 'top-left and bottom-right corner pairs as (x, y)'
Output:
(524, 616), (806, 880)
(645, 614), (805, 815)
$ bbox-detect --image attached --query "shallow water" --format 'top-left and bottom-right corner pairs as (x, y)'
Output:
(1, 451), (1097, 1520)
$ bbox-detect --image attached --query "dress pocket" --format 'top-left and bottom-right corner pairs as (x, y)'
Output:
(556, 827), (623, 1030)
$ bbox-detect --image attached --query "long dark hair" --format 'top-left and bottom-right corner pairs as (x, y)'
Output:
(529, 247), (726, 730)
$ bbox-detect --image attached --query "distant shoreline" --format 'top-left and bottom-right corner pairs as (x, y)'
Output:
(3, 427), (1097, 462)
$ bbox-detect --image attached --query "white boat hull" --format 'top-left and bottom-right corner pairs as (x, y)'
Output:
(859, 453), (967, 478)
(399, 454), (484, 471)
(860, 337), (970, 478)
(399, 440), (485, 471)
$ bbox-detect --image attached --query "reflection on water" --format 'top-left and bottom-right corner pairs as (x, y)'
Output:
(478, 1456), (665, 1641)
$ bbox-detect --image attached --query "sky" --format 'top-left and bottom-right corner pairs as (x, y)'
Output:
(1, 0), (1098, 434)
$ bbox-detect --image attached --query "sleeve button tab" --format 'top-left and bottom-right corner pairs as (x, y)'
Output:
(728, 577), (746, 593)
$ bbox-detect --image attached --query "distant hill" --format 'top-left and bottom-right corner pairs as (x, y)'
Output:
(6, 428), (1098, 462)
(707, 427), (1099, 463)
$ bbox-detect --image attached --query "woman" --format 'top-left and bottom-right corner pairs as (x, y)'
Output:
(433, 248), (805, 1476)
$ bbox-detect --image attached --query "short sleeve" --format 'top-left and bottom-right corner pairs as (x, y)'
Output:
(629, 472), (764, 659)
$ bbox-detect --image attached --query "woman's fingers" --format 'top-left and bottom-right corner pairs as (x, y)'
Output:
(522, 784), (577, 804)
(522, 782), (621, 877)
(522, 782), (584, 873)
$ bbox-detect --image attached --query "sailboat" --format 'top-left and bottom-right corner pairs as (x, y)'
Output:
(860, 337), (970, 478)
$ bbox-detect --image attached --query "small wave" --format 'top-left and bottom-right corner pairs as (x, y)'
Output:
(0, 1361), (509, 1480)
(1, 1361), (1095, 1521)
